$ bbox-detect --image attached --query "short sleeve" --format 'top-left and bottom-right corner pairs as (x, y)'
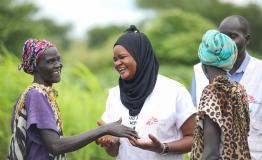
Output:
(25, 88), (58, 132)
(190, 75), (197, 106)
(198, 85), (223, 128)
(101, 91), (115, 123)
(175, 86), (196, 129)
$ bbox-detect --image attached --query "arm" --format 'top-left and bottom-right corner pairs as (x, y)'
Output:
(39, 119), (137, 155)
(129, 114), (196, 154)
(202, 115), (221, 160)
(168, 114), (196, 153)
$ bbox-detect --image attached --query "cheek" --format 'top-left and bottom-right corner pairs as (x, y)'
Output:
(131, 62), (137, 75)
(236, 40), (246, 50)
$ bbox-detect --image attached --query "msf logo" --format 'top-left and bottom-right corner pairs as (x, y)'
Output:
(248, 95), (261, 104)
(146, 116), (159, 125)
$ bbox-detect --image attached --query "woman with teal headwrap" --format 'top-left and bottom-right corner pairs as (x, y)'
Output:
(198, 29), (238, 83)
(198, 29), (238, 71)
(191, 30), (251, 159)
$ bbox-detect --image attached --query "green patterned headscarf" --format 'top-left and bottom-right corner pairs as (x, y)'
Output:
(198, 29), (238, 71)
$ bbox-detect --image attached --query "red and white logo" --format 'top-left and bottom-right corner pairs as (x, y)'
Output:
(146, 116), (159, 125)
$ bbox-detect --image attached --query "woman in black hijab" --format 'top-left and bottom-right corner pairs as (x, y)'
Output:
(97, 25), (196, 160)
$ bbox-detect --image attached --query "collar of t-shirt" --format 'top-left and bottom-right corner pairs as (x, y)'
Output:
(227, 52), (251, 82)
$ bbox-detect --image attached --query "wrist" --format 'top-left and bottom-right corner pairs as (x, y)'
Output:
(160, 143), (169, 155)
(100, 124), (109, 135)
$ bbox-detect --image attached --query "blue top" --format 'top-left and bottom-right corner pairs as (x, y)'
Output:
(191, 54), (251, 106)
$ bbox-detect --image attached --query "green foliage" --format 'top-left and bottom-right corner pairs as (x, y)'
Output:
(0, 0), (71, 57)
(142, 10), (215, 65)
(0, 53), (113, 160)
(86, 25), (125, 49)
(135, 0), (262, 54)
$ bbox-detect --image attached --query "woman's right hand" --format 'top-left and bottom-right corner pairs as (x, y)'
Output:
(96, 135), (119, 147)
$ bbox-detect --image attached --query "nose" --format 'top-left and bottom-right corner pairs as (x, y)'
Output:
(54, 60), (63, 69)
(59, 63), (63, 69)
(114, 59), (122, 66)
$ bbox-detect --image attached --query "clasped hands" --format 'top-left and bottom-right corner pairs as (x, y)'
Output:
(96, 119), (164, 153)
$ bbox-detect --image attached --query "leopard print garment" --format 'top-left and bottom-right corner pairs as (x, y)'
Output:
(191, 76), (251, 160)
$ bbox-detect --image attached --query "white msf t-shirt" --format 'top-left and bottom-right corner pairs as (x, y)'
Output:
(102, 74), (196, 160)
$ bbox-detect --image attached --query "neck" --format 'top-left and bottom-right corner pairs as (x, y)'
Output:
(33, 76), (52, 87)
(229, 51), (246, 75)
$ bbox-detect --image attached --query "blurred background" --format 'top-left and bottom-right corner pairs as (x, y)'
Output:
(1, 0), (262, 159)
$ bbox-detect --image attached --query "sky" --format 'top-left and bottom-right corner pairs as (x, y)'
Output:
(31, 0), (152, 39)
(31, 0), (261, 39)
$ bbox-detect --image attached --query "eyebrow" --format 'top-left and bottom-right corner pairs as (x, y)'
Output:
(45, 55), (60, 61)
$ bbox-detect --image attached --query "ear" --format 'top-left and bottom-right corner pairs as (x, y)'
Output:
(33, 65), (39, 73)
(245, 34), (251, 45)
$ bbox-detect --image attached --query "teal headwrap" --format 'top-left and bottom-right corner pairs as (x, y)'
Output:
(198, 29), (238, 71)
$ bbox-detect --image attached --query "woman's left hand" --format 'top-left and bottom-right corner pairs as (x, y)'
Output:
(129, 134), (163, 153)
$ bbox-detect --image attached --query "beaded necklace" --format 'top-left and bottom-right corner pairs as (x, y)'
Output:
(14, 83), (63, 131)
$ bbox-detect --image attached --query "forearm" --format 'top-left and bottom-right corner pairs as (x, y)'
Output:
(202, 116), (221, 159)
(167, 135), (193, 154)
(40, 126), (108, 155)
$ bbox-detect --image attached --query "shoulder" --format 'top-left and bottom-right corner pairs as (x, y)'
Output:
(26, 88), (47, 100)
(25, 88), (50, 112)
(251, 56), (262, 65)
(108, 85), (119, 93)
(194, 62), (201, 67)
(193, 62), (201, 70)
(157, 74), (184, 88)
(107, 85), (120, 97)
(155, 74), (187, 95)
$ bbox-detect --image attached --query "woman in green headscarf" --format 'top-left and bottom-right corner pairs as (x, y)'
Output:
(190, 30), (251, 160)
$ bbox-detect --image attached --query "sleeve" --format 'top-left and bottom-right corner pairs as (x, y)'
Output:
(198, 85), (223, 129)
(175, 86), (196, 129)
(190, 75), (197, 107)
(25, 89), (58, 132)
(101, 90), (115, 123)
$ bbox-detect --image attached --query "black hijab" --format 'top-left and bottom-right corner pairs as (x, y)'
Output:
(114, 25), (159, 116)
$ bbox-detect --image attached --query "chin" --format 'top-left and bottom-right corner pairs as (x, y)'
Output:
(121, 76), (132, 81)
(53, 78), (61, 83)
(120, 75), (128, 80)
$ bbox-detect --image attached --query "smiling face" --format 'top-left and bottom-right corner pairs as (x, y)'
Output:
(113, 45), (137, 80)
(34, 47), (62, 86)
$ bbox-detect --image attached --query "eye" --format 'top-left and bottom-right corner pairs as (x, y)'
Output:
(229, 34), (237, 39)
(119, 55), (126, 60)
(47, 57), (60, 64)
(56, 57), (61, 62)
(46, 59), (53, 64)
